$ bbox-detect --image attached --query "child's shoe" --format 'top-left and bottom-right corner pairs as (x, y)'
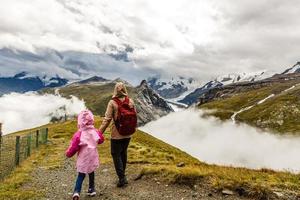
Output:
(87, 188), (96, 197)
(72, 192), (80, 200)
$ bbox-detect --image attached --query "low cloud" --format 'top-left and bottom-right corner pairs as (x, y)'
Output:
(141, 109), (300, 172)
(0, 92), (86, 134)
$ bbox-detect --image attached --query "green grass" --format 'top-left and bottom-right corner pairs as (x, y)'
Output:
(200, 86), (274, 120)
(2, 118), (300, 199)
(42, 82), (136, 116)
(199, 81), (300, 134)
(238, 86), (300, 134)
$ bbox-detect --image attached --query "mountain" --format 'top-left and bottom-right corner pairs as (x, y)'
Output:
(282, 61), (300, 74)
(162, 71), (274, 106)
(42, 79), (173, 126)
(147, 76), (201, 99)
(71, 76), (109, 85)
(179, 80), (223, 106)
(0, 72), (68, 95)
(135, 80), (173, 125)
(199, 72), (300, 134)
(215, 71), (273, 85)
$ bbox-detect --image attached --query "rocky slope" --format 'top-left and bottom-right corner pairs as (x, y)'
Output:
(134, 80), (173, 125)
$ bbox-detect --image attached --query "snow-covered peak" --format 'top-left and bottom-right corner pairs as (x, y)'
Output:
(148, 75), (201, 91)
(14, 72), (37, 79)
(215, 70), (273, 85)
(40, 75), (67, 87)
(282, 62), (300, 74)
(147, 75), (202, 99)
(3, 71), (68, 88)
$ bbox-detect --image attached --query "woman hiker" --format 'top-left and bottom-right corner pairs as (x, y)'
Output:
(99, 82), (137, 187)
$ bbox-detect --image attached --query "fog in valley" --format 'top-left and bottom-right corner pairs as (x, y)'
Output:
(141, 109), (300, 172)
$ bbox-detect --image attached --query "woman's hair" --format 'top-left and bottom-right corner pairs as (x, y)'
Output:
(112, 82), (128, 98)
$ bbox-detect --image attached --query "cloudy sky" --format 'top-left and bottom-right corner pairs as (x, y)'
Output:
(0, 0), (300, 83)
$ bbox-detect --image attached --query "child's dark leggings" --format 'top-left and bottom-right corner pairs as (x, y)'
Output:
(74, 171), (95, 193)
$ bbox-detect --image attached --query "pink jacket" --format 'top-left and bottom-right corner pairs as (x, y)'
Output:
(66, 110), (104, 174)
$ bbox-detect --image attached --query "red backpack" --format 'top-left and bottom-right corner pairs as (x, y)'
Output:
(113, 96), (137, 136)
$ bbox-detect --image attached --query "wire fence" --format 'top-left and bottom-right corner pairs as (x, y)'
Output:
(0, 124), (48, 180)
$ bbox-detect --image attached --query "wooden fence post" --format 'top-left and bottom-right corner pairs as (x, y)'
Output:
(36, 130), (39, 148)
(15, 136), (20, 166)
(27, 135), (31, 157)
(45, 128), (48, 143)
(0, 123), (2, 164)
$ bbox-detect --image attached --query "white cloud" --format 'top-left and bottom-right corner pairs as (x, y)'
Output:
(141, 109), (300, 172)
(0, 0), (300, 81)
(0, 92), (86, 134)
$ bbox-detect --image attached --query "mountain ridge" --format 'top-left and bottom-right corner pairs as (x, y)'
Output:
(0, 72), (68, 95)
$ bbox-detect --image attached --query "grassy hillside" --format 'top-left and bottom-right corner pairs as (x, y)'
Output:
(2, 119), (300, 199)
(42, 82), (136, 116)
(200, 81), (300, 134)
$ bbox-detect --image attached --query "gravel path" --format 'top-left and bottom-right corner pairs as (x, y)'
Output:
(24, 157), (255, 200)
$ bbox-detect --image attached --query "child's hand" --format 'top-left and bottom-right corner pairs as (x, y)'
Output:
(97, 130), (105, 144)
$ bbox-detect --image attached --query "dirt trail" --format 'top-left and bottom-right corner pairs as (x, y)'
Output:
(25, 158), (253, 200)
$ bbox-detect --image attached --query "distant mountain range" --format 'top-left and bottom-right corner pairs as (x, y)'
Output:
(0, 72), (68, 95)
(1, 45), (300, 108)
(147, 63), (300, 106)
(147, 71), (273, 106)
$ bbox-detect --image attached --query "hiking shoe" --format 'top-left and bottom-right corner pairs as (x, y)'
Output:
(72, 192), (80, 200)
(87, 188), (96, 197)
(117, 179), (126, 188)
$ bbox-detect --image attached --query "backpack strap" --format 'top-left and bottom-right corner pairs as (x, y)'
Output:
(112, 96), (129, 106)
(112, 96), (129, 124)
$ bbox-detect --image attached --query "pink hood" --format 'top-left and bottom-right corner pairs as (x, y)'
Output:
(78, 110), (95, 131)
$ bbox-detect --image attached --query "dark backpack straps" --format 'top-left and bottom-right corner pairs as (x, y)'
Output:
(112, 97), (122, 106)
(124, 96), (129, 104)
(112, 96), (129, 123)
(112, 96), (129, 106)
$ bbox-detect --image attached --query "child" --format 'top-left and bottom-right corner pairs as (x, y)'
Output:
(66, 110), (104, 200)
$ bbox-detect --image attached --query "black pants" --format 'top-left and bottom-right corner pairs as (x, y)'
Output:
(74, 172), (95, 193)
(111, 138), (131, 180)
